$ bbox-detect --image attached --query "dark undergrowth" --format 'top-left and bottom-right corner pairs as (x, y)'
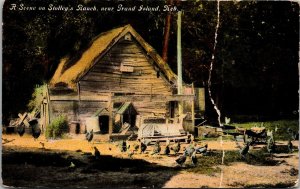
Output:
(244, 182), (295, 188)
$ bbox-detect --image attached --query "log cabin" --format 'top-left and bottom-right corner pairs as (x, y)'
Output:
(41, 24), (205, 137)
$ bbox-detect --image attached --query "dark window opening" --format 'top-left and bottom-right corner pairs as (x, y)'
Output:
(99, 115), (109, 134)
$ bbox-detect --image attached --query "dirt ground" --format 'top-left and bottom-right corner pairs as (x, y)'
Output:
(2, 133), (299, 188)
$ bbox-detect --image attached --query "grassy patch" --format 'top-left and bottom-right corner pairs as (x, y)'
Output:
(187, 148), (282, 175)
(232, 120), (298, 140)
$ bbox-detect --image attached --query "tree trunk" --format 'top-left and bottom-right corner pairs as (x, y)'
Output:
(161, 0), (173, 62)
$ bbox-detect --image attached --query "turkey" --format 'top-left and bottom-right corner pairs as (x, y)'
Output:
(184, 144), (195, 157)
(121, 140), (127, 152)
(195, 144), (208, 155)
(175, 154), (187, 166)
(191, 151), (197, 166)
(288, 139), (293, 153)
(17, 124), (25, 137)
(151, 141), (161, 155)
(267, 137), (276, 158)
(171, 141), (181, 155)
(133, 143), (140, 152)
(240, 142), (250, 158)
(164, 145), (170, 155)
(94, 146), (101, 160)
(140, 140), (148, 154)
(86, 129), (94, 143)
(30, 119), (41, 140)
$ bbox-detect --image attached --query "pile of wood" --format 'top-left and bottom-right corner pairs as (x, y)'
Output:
(7, 110), (41, 133)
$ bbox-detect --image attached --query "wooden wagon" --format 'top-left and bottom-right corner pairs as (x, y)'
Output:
(236, 127), (267, 143)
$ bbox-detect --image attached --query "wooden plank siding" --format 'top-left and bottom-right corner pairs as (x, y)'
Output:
(78, 37), (173, 116)
(49, 100), (108, 123)
(80, 38), (172, 96)
(50, 101), (78, 121)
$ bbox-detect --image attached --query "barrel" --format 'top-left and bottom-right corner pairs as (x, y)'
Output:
(85, 117), (100, 133)
(69, 121), (80, 134)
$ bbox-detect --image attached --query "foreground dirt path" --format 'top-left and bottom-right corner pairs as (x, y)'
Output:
(2, 134), (299, 188)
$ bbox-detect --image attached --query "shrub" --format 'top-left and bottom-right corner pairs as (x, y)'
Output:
(27, 84), (45, 112)
(46, 115), (69, 138)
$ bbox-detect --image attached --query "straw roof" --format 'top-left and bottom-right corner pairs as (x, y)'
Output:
(50, 24), (177, 90)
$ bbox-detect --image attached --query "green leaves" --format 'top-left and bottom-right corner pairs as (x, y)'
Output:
(46, 115), (69, 139)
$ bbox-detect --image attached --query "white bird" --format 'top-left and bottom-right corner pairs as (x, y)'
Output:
(225, 117), (231, 124)
(69, 162), (75, 168)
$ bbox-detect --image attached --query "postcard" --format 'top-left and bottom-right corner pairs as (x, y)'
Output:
(2, 0), (299, 188)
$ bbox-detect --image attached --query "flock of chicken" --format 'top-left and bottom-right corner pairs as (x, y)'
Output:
(84, 126), (297, 167)
(85, 128), (209, 167)
(15, 124), (297, 168)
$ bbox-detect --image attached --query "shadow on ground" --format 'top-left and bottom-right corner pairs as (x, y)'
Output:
(2, 147), (179, 188)
(3, 145), (297, 188)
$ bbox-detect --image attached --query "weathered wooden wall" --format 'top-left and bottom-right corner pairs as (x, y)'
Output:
(50, 100), (78, 121)
(80, 35), (173, 116)
(49, 99), (108, 124)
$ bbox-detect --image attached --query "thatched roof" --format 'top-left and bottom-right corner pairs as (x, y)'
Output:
(50, 24), (177, 89)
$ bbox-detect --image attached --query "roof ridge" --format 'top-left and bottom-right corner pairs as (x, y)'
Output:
(50, 24), (177, 89)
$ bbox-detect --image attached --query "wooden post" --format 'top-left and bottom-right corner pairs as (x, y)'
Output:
(46, 84), (51, 126)
(162, 0), (173, 62)
(41, 103), (45, 133)
(177, 10), (183, 115)
(191, 83), (195, 128)
(77, 82), (81, 101)
(108, 93), (113, 140)
(76, 82), (81, 122)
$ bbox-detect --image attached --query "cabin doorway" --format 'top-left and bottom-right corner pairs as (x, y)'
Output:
(99, 115), (109, 134)
(169, 101), (177, 118)
(123, 113), (136, 128)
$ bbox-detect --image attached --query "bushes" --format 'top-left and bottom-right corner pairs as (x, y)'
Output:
(27, 84), (45, 112)
(46, 116), (69, 138)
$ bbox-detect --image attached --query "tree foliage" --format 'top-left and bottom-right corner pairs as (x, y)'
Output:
(2, 0), (299, 124)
